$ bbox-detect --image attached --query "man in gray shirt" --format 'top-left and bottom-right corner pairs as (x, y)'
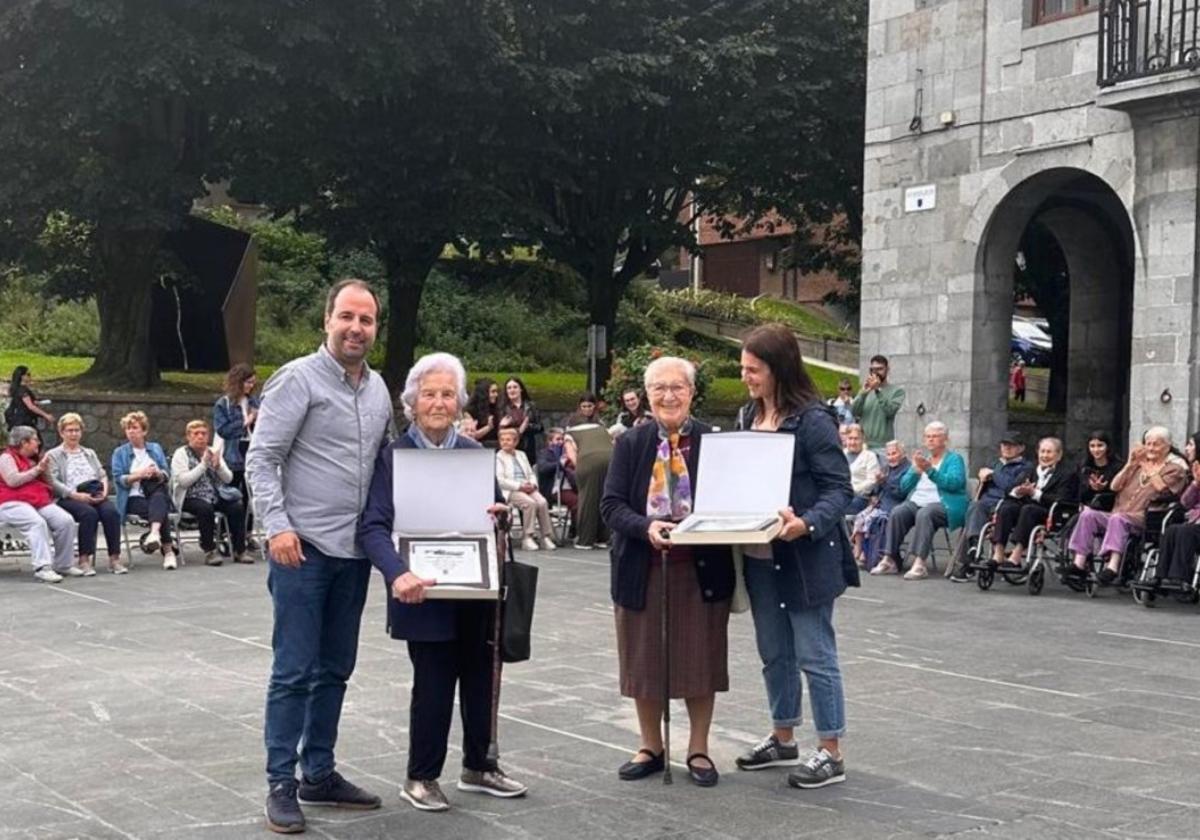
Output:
(247, 278), (395, 834)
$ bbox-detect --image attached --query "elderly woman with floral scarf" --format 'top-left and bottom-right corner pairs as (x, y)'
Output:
(600, 356), (734, 788)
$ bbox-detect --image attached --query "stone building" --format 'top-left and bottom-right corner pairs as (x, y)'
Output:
(861, 0), (1200, 465)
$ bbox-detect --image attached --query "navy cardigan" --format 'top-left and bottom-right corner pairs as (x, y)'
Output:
(359, 432), (501, 642)
(737, 402), (859, 609)
(600, 421), (735, 611)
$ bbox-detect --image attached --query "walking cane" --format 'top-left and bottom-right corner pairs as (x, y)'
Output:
(487, 516), (509, 765)
(659, 542), (672, 785)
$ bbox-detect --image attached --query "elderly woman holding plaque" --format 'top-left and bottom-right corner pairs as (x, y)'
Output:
(359, 352), (527, 813)
(735, 323), (856, 791)
(600, 356), (734, 788)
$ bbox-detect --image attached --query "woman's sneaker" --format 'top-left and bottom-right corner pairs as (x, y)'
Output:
(787, 748), (846, 789)
(458, 768), (527, 798)
(735, 734), (801, 770)
(400, 779), (449, 812)
(521, 537), (540, 551)
(33, 567), (63, 584)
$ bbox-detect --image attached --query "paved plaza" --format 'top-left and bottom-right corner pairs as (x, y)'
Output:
(2, 545), (1199, 840)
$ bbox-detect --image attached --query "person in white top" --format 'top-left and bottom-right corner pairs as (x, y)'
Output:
(843, 424), (880, 515)
(496, 426), (556, 551)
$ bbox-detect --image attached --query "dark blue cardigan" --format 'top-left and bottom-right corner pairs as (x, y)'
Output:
(358, 432), (500, 642)
(601, 421), (735, 611)
(738, 402), (859, 609)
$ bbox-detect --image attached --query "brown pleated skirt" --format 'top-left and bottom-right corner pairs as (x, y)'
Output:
(614, 551), (731, 699)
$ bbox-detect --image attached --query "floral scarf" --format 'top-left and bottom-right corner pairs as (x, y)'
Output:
(646, 422), (693, 521)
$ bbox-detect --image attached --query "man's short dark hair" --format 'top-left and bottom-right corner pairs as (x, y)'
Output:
(869, 354), (889, 367)
(325, 278), (381, 320)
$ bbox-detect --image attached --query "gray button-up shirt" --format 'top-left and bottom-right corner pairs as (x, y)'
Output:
(246, 344), (395, 559)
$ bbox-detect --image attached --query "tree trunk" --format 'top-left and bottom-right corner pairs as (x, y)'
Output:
(85, 230), (163, 388)
(586, 258), (624, 392)
(380, 239), (444, 397)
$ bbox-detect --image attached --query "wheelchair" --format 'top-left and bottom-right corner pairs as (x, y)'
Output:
(1069, 504), (1179, 599)
(967, 500), (1079, 595)
(1129, 507), (1197, 608)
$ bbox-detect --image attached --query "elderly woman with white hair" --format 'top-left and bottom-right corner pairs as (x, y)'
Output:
(0, 425), (79, 582)
(1067, 425), (1187, 584)
(600, 355), (734, 787)
(359, 352), (526, 813)
(874, 420), (967, 580)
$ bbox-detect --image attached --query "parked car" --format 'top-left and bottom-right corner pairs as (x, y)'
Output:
(1011, 319), (1052, 367)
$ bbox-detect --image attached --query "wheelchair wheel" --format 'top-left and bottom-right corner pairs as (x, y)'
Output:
(217, 536), (232, 558)
(138, 531), (155, 554)
(1133, 586), (1155, 607)
(977, 567), (995, 591)
(1027, 566), (1045, 595)
(1085, 577), (1098, 598)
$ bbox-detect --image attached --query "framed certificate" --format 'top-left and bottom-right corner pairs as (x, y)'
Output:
(396, 535), (496, 599)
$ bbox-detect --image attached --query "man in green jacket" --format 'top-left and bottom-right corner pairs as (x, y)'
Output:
(851, 355), (905, 449)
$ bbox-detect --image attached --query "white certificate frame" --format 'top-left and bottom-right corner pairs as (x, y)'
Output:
(395, 533), (499, 600)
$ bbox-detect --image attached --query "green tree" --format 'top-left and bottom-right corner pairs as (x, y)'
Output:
(0, 0), (294, 387)
(502, 0), (867, 386)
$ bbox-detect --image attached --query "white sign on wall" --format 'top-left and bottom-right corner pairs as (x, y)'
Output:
(904, 184), (937, 213)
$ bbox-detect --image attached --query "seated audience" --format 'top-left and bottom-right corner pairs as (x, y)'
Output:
(172, 420), (249, 565)
(1079, 430), (1123, 511)
(537, 427), (578, 524)
(496, 426), (556, 551)
(616, 388), (650, 430)
(0, 425), (79, 582)
(1067, 426), (1186, 584)
(947, 431), (1029, 579)
(46, 413), (122, 575)
(112, 411), (177, 569)
(1155, 432), (1200, 584)
(874, 421), (967, 580)
(843, 424), (880, 515)
(987, 436), (1078, 569)
(850, 440), (909, 569)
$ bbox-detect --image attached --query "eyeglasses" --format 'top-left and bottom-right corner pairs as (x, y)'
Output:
(647, 383), (690, 396)
(869, 367), (886, 374)
(838, 386), (851, 392)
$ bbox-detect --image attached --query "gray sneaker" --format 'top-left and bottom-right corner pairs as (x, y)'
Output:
(735, 734), (801, 770)
(400, 779), (450, 812)
(787, 748), (846, 789)
(457, 767), (528, 798)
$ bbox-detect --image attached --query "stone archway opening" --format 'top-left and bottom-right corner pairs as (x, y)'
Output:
(974, 168), (1134, 464)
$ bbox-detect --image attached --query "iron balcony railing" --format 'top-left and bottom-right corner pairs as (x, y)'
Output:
(1099, 0), (1200, 85)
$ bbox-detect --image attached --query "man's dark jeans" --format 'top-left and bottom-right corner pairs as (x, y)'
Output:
(264, 541), (370, 785)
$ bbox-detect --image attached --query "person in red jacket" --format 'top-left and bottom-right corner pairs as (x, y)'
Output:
(0, 425), (79, 582)
(1010, 360), (1026, 402)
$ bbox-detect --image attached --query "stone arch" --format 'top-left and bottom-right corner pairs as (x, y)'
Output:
(967, 164), (1137, 466)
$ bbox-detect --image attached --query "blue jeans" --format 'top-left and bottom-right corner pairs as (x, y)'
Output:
(264, 541), (371, 785)
(743, 558), (846, 738)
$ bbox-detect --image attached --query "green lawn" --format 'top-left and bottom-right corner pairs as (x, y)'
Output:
(2, 351), (853, 415)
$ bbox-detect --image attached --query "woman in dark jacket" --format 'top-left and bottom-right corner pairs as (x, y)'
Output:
(464, 378), (502, 449)
(601, 355), (734, 788)
(359, 352), (526, 813)
(1153, 431), (1200, 584)
(1080, 430), (1123, 511)
(734, 323), (856, 790)
(499, 376), (542, 464)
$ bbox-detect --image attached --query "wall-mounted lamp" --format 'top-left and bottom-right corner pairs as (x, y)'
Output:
(916, 402), (926, 416)
(1160, 388), (1172, 404)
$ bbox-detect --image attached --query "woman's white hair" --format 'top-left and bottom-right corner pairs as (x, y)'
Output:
(643, 356), (696, 390)
(400, 353), (469, 421)
(923, 420), (949, 436)
(1144, 425), (1172, 444)
(7, 425), (37, 448)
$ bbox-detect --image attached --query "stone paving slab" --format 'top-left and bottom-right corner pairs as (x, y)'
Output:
(2, 545), (1199, 839)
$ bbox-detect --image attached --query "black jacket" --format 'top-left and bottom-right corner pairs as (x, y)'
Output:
(601, 421), (734, 611)
(1016, 460), (1080, 507)
(737, 402), (859, 608)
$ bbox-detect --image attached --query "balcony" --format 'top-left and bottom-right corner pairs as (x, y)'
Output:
(1099, 0), (1200, 85)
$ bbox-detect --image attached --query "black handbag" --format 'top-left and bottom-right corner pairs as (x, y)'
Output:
(500, 558), (539, 663)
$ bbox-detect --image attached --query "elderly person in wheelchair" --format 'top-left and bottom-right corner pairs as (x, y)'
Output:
(947, 431), (1028, 581)
(1067, 426), (1187, 585)
(986, 436), (1079, 571)
(171, 419), (249, 566)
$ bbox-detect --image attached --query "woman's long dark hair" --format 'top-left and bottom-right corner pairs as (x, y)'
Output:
(1084, 429), (1121, 468)
(8, 366), (28, 396)
(465, 377), (499, 423)
(223, 363), (255, 402)
(500, 376), (532, 413)
(743, 323), (820, 418)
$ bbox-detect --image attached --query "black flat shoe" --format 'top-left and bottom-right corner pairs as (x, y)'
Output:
(686, 753), (719, 787)
(618, 749), (664, 781)
(1097, 566), (1118, 585)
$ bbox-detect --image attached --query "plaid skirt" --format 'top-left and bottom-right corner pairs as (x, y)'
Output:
(614, 551), (731, 699)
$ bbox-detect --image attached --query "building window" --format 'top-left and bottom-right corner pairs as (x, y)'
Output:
(1033, 0), (1097, 25)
